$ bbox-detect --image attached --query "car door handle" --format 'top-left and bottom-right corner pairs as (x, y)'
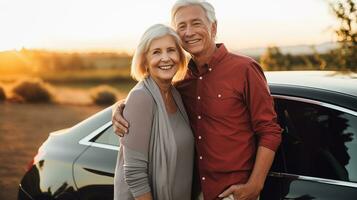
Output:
(83, 167), (114, 177)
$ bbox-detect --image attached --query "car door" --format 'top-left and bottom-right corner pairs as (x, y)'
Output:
(268, 96), (357, 200)
(73, 122), (118, 200)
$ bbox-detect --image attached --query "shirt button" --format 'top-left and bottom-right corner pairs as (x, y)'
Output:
(218, 94), (222, 98)
(197, 96), (201, 100)
(202, 177), (206, 181)
(199, 156), (203, 160)
(198, 115), (201, 119)
(198, 136), (202, 140)
(199, 76), (203, 80)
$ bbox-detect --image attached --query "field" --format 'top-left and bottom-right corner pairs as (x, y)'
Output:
(0, 67), (135, 199)
(0, 102), (104, 200)
(0, 68), (136, 103)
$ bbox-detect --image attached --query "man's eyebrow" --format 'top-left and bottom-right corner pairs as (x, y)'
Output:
(192, 19), (203, 22)
(177, 21), (186, 26)
(177, 18), (203, 26)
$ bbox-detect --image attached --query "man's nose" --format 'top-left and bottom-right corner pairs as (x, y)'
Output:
(184, 25), (194, 37)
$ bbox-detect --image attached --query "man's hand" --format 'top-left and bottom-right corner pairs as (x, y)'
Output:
(112, 99), (129, 137)
(218, 146), (275, 200)
(218, 182), (261, 200)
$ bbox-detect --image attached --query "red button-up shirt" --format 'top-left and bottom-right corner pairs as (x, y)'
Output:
(176, 44), (282, 200)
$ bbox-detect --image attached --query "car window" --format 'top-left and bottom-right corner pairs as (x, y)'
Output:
(275, 98), (357, 183)
(92, 125), (120, 147)
(268, 100), (287, 173)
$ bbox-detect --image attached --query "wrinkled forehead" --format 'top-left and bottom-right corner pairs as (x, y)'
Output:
(173, 5), (209, 26)
(147, 35), (177, 51)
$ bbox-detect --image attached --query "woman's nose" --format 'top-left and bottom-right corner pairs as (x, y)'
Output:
(160, 52), (170, 61)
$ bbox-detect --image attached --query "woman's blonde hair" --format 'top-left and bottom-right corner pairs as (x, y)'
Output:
(130, 24), (187, 82)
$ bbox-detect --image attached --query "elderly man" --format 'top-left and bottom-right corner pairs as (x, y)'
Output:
(112, 0), (282, 200)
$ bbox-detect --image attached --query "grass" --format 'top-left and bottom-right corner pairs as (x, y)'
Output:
(90, 85), (118, 105)
(39, 68), (132, 82)
(12, 78), (53, 103)
(0, 68), (131, 82)
(0, 68), (137, 94)
(0, 68), (137, 106)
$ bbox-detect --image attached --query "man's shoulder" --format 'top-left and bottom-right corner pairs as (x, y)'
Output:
(222, 51), (267, 80)
(173, 80), (186, 93)
(223, 52), (261, 73)
(227, 51), (257, 65)
(173, 73), (194, 90)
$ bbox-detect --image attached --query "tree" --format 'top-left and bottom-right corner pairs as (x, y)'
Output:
(260, 46), (290, 71)
(311, 45), (327, 70)
(329, 0), (357, 71)
(68, 54), (85, 70)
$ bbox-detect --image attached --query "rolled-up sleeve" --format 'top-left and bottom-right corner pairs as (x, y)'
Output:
(244, 61), (282, 152)
(120, 88), (154, 197)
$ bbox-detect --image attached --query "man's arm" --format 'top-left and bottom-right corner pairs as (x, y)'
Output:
(219, 146), (275, 200)
(112, 99), (129, 136)
(220, 62), (281, 200)
(135, 192), (153, 200)
(246, 146), (275, 191)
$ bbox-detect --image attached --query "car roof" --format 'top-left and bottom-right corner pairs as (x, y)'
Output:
(265, 71), (357, 97)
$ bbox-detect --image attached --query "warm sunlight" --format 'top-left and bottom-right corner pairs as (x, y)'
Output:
(0, 0), (335, 52)
(1, 2), (356, 200)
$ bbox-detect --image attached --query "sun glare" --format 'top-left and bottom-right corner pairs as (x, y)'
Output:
(0, 0), (334, 52)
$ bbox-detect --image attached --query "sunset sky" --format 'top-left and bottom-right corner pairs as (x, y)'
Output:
(0, 0), (337, 53)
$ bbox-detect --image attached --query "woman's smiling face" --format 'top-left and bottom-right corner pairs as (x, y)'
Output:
(146, 35), (180, 83)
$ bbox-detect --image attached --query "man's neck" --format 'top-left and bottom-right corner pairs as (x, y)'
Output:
(191, 44), (217, 71)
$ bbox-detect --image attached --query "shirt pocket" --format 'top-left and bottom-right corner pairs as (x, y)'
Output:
(202, 90), (237, 117)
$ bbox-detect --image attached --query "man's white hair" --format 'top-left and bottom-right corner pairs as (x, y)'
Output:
(171, 0), (217, 27)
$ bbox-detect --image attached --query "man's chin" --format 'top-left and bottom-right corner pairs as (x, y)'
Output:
(186, 47), (203, 56)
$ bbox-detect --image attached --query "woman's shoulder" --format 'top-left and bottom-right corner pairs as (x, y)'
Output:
(126, 81), (154, 107)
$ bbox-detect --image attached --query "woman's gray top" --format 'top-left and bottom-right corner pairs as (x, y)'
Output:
(114, 77), (194, 200)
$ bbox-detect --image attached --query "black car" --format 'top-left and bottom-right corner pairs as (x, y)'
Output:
(18, 71), (357, 200)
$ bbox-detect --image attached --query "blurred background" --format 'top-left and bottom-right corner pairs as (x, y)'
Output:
(0, 0), (356, 199)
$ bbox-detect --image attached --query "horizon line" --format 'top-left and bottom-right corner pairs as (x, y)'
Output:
(0, 40), (338, 54)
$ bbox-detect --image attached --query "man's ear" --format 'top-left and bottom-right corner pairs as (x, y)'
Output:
(211, 21), (217, 39)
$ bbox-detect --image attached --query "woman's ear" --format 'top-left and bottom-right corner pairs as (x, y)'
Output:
(142, 58), (150, 75)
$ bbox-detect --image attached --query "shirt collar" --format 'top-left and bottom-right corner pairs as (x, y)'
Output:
(187, 43), (228, 75)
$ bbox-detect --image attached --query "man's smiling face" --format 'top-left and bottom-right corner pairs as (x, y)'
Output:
(174, 5), (216, 57)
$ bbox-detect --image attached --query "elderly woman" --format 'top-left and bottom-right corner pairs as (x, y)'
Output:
(114, 24), (194, 200)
